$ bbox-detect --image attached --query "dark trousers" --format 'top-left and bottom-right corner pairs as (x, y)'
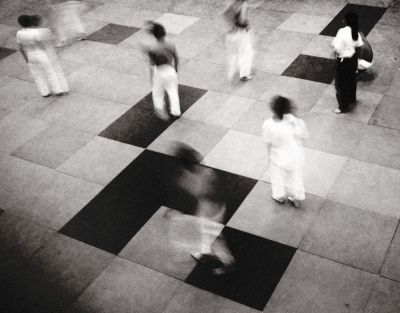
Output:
(335, 54), (358, 113)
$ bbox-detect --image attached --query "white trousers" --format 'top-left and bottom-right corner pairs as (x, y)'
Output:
(152, 65), (181, 119)
(226, 29), (254, 80)
(270, 164), (305, 201)
(28, 51), (69, 96)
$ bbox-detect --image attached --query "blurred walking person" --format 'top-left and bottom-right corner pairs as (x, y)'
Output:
(262, 96), (308, 208)
(17, 15), (69, 97)
(143, 22), (181, 120)
(173, 143), (235, 275)
(224, 0), (254, 81)
(331, 11), (363, 113)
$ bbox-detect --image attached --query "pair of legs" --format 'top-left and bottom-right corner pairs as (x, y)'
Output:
(334, 54), (358, 113)
(226, 28), (254, 81)
(28, 51), (69, 97)
(270, 164), (305, 207)
(152, 64), (181, 120)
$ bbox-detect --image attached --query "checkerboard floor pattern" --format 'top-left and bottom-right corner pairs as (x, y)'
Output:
(1, 0), (400, 312)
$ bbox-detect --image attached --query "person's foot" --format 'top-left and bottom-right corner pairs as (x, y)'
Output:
(272, 197), (285, 204)
(213, 264), (235, 275)
(288, 197), (300, 208)
(240, 75), (253, 81)
(333, 108), (342, 114)
(42, 94), (51, 98)
(55, 92), (65, 96)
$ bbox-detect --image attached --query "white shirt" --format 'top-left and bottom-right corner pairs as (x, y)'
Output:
(16, 27), (52, 56)
(331, 26), (363, 58)
(262, 114), (308, 170)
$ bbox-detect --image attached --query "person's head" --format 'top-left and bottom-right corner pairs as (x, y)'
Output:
(270, 95), (293, 120)
(345, 11), (359, 41)
(18, 15), (41, 28)
(147, 21), (166, 40)
(173, 142), (202, 171)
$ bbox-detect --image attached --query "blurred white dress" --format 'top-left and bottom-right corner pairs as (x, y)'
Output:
(16, 27), (68, 96)
(262, 114), (308, 201)
(226, 28), (254, 80)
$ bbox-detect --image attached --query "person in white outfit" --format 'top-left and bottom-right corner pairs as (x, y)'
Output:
(262, 96), (308, 208)
(224, 0), (254, 81)
(144, 22), (181, 120)
(16, 15), (69, 97)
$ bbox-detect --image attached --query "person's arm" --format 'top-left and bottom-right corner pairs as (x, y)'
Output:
(172, 44), (179, 72)
(17, 43), (28, 63)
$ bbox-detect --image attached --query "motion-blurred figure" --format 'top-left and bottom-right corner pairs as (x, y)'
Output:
(47, 0), (87, 47)
(262, 96), (308, 208)
(356, 32), (373, 80)
(143, 22), (181, 120)
(17, 15), (69, 97)
(331, 11), (363, 114)
(173, 143), (235, 275)
(224, 0), (254, 81)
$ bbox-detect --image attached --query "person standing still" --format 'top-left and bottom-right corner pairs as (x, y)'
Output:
(143, 22), (181, 120)
(331, 12), (363, 114)
(262, 96), (308, 208)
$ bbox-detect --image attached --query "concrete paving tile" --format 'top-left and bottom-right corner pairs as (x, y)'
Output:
(0, 78), (41, 111)
(369, 95), (400, 130)
(364, 277), (400, 313)
(277, 13), (332, 34)
(380, 225), (400, 281)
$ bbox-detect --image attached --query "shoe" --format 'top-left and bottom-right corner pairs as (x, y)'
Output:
(42, 94), (51, 98)
(333, 108), (341, 114)
(240, 75), (253, 81)
(288, 197), (300, 208)
(272, 197), (285, 204)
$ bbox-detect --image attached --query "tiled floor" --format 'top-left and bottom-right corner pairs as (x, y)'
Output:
(0, 0), (400, 312)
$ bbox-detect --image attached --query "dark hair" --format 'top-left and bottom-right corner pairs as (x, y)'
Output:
(345, 11), (359, 41)
(270, 96), (293, 120)
(18, 15), (41, 27)
(173, 142), (202, 169)
(148, 22), (166, 40)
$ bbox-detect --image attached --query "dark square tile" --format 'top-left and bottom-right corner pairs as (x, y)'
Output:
(134, 85), (207, 113)
(99, 106), (172, 148)
(320, 4), (386, 37)
(282, 54), (336, 84)
(0, 47), (16, 60)
(6, 234), (114, 312)
(185, 227), (296, 310)
(86, 23), (140, 45)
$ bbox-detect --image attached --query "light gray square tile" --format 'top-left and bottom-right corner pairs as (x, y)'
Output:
(358, 63), (398, 95)
(0, 112), (49, 154)
(12, 233), (114, 312)
(277, 13), (332, 34)
(261, 147), (347, 198)
(379, 1), (400, 26)
(67, 65), (149, 105)
(183, 91), (255, 128)
(255, 50), (298, 75)
(228, 181), (323, 247)
(260, 76), (329, 112)
(68, 257), (182, 313)
(11, 170), (103, 230)
(202, 130), (268, 179)
(0, 24), (18, 50)
(120, 207), (213, 280)
(179, 59), (225, 91)
(304, 112), (366, 156)
(0, 78), (41, 111)
(148, 118), (227, 158)
(0, 74), (13, 87)
(13, 124), (94, 169)
(249, 8), (292, 31)
(369, 95), (400, 130)
(364, 278), (400, 313)
(327, 159), (400, 218)
(0, 52), (27, 78)
(350, 125), (400, 170)
(311, 85), (383, 124)
(85, 3), (163, 27)
(58, 136), (143, 185)
(165, 283), (261, 313)
(54, 93), (129, 134)
(155, 13), (199, 34)
(264, 251), (377, 313)
(385, 70), (400, 98)
(380, 226), (400, 281)
(300, 200), (398, 273)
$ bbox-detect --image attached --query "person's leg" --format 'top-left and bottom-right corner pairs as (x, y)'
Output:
(270, 164), (287, 203)
(164, 67), (181, 117)
(286, 167), (305, 208)
(152, 67), (169, 120)
(226, 32), (239, 81)
(28, 56), (51, 97)
(238, 30), (253, 80)
(335, 59), (349, 113)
